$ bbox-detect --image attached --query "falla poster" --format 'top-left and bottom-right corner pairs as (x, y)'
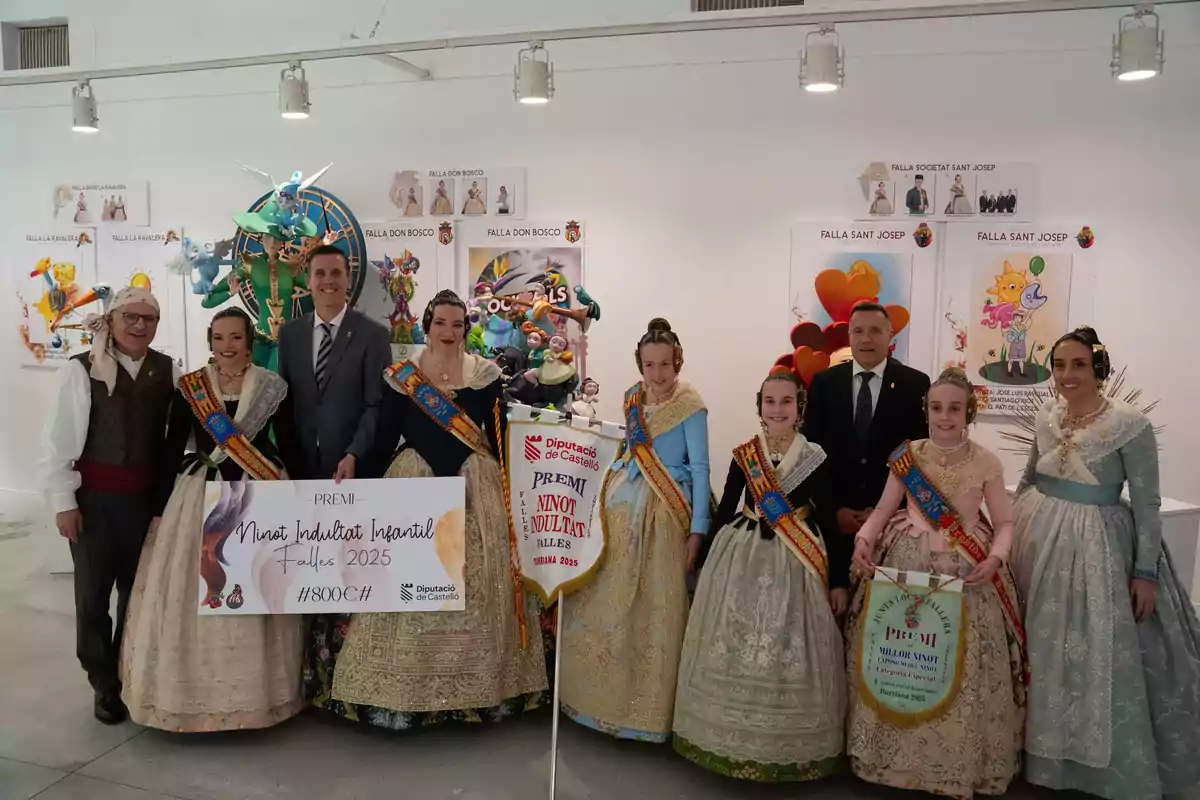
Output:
(939, 223), (1098, 416)
(852, 162), (1035, 224)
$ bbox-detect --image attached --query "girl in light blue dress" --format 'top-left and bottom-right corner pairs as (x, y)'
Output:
(560, 317), (710, 742)
(1011, 326), (1200, 800)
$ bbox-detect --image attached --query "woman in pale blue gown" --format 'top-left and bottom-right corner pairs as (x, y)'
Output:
(559, 317), (710, 742)
(1011, 326), (1200, 800)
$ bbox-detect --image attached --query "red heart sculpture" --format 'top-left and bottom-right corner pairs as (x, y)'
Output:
(775, 353), (795, 370)
(884, 304), (910, 336)
(823, 322), (850, 354)
(792, 346), (831, 386)
(789, 322), (825, 351)
(814, 267), (881, 323)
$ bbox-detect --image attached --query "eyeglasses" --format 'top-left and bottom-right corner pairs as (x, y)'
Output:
(119, 312), (160, 326)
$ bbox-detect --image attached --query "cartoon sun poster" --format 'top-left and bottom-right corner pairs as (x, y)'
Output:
(13, 230), (99, 368)
(967, 252), (1072, 413)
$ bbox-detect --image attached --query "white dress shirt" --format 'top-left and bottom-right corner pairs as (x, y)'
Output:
(851, 358), (888, 421)
(41, 354), (182, 515)
(312, 305), (348, 372)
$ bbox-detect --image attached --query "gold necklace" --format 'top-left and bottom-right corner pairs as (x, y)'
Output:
(763, 429), (795, 459)
(924, 440), (973, 497)
(218, 363), (250, 380)
(423, 353), (463, 396)
(646, 380), (678, 406)
(1058, 399), (1109, 473)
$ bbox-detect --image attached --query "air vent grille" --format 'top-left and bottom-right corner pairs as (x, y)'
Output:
(693, 0), (803, 10)
(18, 24), (69, 69)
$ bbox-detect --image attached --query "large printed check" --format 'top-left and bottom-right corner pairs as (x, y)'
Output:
(197, 477), (465, 615)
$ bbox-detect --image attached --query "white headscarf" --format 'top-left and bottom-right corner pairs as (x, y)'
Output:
(82, 286), (161, 396)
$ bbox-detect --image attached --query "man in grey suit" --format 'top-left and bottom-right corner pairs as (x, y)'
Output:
(276, 244), (391, 481)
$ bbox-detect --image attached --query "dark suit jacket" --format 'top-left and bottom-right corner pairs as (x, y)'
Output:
(802, 359), (930, 513)
(275, 308), (392, 480)
(905, 186), (926, 213)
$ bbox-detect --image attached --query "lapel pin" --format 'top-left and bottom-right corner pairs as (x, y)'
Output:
(889, 382), (895, 389)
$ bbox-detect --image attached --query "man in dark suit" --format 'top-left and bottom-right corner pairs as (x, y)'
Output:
(803, 302), (929, 546)
(276, 245), (391, 481)
(905, 175), (929, 215)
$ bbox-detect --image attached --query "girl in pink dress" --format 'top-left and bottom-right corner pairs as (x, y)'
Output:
(846, 368), (1026, 798)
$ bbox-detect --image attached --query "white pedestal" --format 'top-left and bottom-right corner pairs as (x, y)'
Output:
(1161, 497), (1199, 600)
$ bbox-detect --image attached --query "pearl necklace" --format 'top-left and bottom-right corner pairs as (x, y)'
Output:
(928, 437), (968, 467)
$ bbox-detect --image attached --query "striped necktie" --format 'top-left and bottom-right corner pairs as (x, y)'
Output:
(315, 323), (333, 387)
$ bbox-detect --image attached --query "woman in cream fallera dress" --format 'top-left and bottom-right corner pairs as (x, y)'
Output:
(431, 182), (453, 216)
(673, 371), (850, 781)
(121, 319), (304, 732)
(869, 182), (893, 215)
(846, 369), (1025, 797)
(946, 175), (973, 215)
(846, 440), (1025, 796)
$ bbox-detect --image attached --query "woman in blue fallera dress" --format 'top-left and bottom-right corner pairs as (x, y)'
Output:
(559, 318), (710, 742)
(1011, 326), (1200, 800)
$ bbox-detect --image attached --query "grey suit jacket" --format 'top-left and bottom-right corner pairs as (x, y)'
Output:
(276, 308), (392, 480)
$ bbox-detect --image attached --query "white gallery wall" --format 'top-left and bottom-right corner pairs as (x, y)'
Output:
(1, 0), (1199, 504)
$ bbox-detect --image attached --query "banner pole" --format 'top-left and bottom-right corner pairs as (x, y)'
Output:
(549, 594), (565, 800)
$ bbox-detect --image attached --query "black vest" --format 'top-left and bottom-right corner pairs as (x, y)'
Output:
(72, 349), (175, 467)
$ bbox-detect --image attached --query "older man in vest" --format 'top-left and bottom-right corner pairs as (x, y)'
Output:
(41, 287), (178, 724)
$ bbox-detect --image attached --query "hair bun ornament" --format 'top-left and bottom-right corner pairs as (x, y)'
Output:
(938, 366), (971, 383)
(647, 317), (672, 334)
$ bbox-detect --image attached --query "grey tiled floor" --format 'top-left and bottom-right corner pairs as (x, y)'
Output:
(0, 500), (1066, 800)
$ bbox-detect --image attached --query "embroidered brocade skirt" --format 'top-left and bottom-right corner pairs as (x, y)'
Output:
(315, 450), (547, 730)
(846, 516), (1024, 798)
(673, 517), (845, 781)
(120, 471), (305, 732)
(1011, 488), (1200, 800)
(559, 468), (690, 741)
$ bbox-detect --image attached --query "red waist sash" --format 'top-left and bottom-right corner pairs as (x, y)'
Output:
(75, 460), (152, 494)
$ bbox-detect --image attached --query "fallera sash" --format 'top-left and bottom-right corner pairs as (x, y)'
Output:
(733, 437), (829, 586)
(179, 369), (280, 482)
(385, 360), (525, 648)
(384, 361), (492, 459)
(888, 441), (1029, 679)
(621, 383), (692, 533)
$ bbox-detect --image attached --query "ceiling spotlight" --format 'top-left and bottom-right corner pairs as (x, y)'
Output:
(279, 62), (311, 119)
(71, 81), (99, 133)
(801, 26), (844, 93)
(1112, 7), (1163, 82)
(514, 42), (554, 105)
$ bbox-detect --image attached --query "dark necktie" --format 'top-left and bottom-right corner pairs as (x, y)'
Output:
(855, 372), (874, 445)
(315, 323), (333, 387)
